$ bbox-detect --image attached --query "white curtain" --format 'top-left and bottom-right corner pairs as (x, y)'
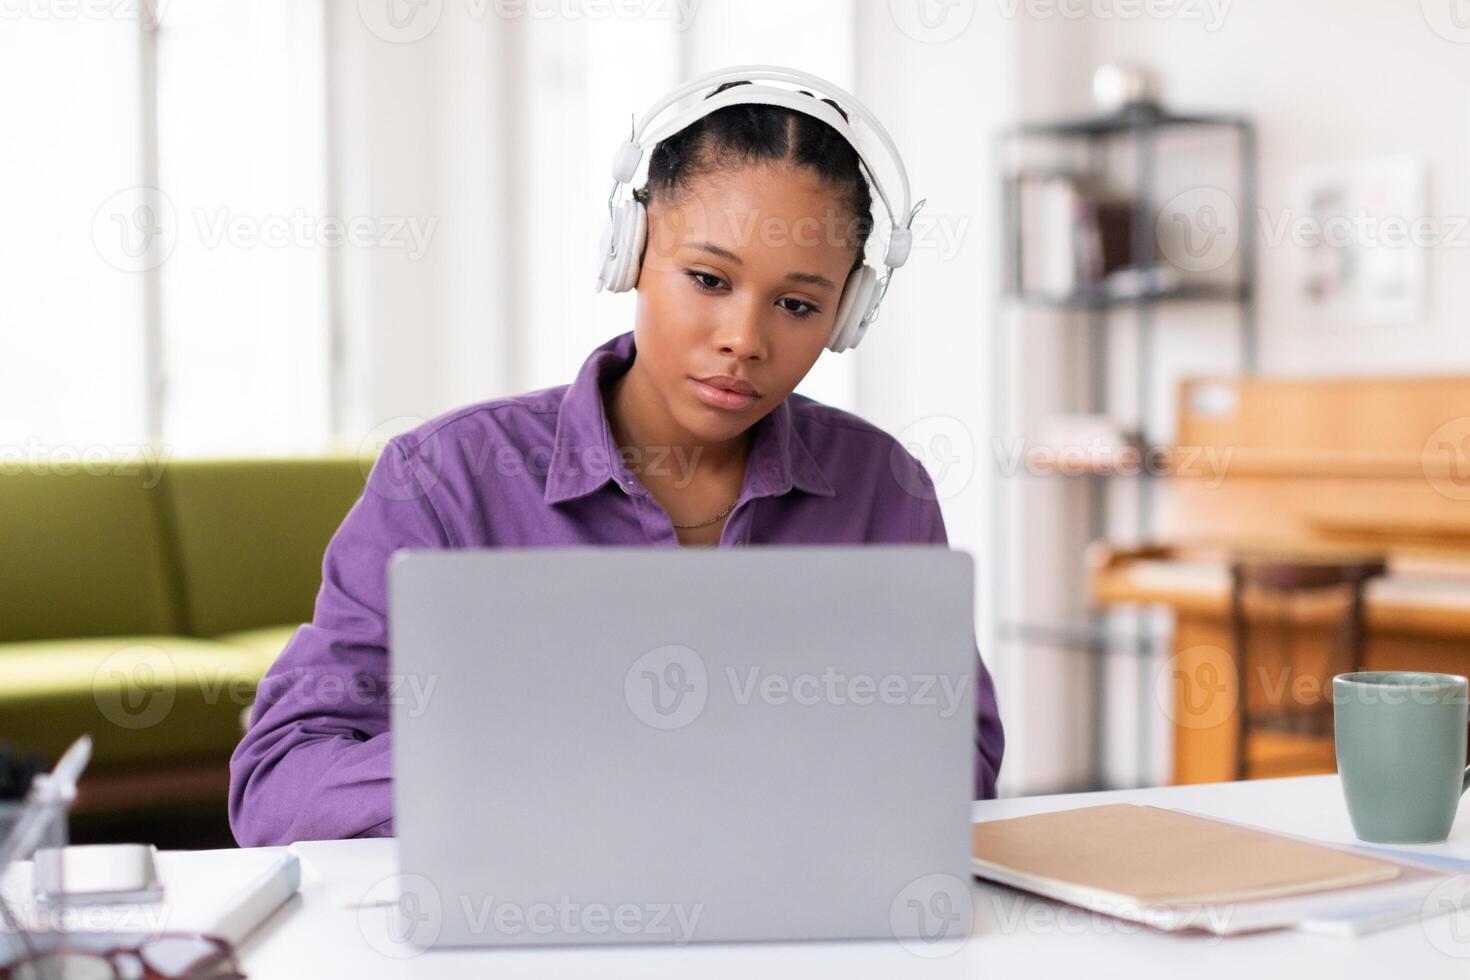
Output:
(0, 0), (330, 459)
(156, 0), (331, 456)
(0, 16), (148, 453)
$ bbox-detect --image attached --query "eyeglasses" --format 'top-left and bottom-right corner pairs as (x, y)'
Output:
(0, 931), (243, 980)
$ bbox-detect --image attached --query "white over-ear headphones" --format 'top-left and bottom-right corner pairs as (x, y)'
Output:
(594, 65), (923, 354)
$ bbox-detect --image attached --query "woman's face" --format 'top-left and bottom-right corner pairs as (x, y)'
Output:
(631, 162), (861, 444)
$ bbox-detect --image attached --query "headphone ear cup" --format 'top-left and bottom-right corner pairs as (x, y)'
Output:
(597, 199), (648, 293)
(827, 264), (879, 353)
(621, 200), (648, 291)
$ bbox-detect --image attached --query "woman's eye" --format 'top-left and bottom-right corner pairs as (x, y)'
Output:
(778, 298), (819, 320)
(684, 273), (817, 320)
(686, 271), (724, 291)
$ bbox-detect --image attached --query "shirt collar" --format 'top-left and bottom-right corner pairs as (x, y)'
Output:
(543, 330), (836, 506)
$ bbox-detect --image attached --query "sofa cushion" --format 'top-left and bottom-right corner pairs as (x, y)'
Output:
(0, 466), (180, 642)
(157, 457), (369, 637)
(0, 636), (270, 769)
(212, 624), (299, 671)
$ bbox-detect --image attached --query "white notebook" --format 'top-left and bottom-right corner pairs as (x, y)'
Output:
(0, 847), (298, 946)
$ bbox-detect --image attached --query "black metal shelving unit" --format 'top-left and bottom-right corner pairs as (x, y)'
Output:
(989, 101), (1257, 793)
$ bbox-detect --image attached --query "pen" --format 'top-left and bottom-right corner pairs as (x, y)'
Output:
(0, 735), (92, 873)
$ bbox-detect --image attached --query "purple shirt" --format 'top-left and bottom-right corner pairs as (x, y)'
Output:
(229, 330), (1004, 847)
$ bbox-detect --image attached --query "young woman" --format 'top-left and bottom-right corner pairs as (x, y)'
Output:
(229, 68), (1004, 847)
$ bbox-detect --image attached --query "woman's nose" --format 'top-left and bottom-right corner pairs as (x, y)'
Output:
(712, 299), (769, 359)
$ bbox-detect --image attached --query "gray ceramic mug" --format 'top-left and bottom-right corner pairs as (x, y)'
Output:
(1332, 671), (1470, 843)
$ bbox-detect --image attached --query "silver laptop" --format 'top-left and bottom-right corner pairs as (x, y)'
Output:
(388, 545), (976, 948)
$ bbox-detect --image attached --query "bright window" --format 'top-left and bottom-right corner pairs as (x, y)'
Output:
(0, 1), (330, 460)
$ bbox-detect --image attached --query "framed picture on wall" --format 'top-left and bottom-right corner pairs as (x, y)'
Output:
(1288, 155), (1428, 328)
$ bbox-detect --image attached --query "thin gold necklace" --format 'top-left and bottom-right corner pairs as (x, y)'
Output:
(671, 496), (739, 529)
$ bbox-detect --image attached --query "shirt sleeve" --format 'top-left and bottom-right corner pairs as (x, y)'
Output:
(912, 470), (1005, 801)
(228, 437), (450, 846)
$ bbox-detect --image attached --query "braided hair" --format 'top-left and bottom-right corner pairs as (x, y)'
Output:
(635, 81), (875, 274)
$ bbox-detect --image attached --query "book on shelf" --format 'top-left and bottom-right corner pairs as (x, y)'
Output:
(1008, 170), (1150, 301)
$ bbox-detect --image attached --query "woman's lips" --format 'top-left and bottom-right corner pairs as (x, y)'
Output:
(690, 377), (759, 411)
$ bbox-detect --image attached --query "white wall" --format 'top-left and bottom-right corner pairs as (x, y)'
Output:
(1094, 0), (1470, 389)
(327, 3), (517, 449)
(852, 4), (1030, 791)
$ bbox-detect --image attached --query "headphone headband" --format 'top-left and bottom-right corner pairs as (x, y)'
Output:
(637, 85), (901, 224)
(609, 65), (917, 270)
(595, 66), (922, 350)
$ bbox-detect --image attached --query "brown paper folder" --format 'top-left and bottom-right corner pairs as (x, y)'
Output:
(971, 804), (1401, 906)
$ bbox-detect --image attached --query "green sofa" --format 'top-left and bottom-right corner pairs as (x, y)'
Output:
(0, 457), (369, 812)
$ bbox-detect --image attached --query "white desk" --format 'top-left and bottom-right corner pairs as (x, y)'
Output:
(236, 775), (1470, 978)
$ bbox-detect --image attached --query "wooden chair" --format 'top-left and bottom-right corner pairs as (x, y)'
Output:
(1228, 556), (1387, 780)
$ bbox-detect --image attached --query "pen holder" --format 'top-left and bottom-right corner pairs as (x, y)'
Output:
(0, 798), (71, 965)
